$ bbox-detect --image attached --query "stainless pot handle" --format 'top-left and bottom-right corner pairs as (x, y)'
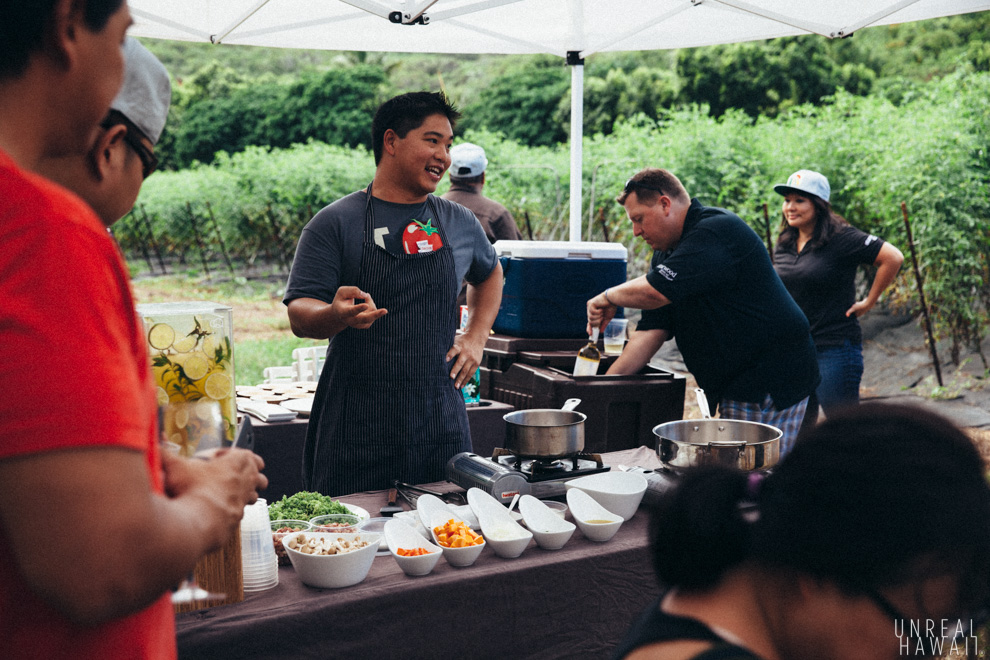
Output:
(706, 441), (747, 465)
(695, 388), (712, 420)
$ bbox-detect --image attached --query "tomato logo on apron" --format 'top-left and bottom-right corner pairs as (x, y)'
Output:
(402, 219), (443, 254)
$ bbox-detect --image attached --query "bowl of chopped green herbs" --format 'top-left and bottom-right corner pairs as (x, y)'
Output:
(267, 491), (357, 522)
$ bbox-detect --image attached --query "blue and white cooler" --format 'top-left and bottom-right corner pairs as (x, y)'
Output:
(492, 240), (628, 339)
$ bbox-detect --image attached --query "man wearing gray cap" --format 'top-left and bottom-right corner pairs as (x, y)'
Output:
(0, 10), (266, 657)
(36, 37), (169, 226)
(442, 142), (521, 304)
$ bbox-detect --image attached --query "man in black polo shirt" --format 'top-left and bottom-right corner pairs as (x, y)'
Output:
(586, 168), (818, 454)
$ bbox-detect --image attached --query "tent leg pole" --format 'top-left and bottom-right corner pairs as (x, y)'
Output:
(568, 51), (584, 243)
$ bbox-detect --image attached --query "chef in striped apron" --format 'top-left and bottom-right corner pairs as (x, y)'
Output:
(285, 92), (502, 495)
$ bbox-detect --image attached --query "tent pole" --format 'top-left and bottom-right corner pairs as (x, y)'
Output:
(568, 51), (584, 243)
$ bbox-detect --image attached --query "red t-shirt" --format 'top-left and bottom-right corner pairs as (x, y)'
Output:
(0, 149), (175, 658)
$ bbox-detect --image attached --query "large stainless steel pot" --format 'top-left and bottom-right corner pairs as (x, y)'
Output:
(653, 389), (781, 472)
(503, 398), (585, 458)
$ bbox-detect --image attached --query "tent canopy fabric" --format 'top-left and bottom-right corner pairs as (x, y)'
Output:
(128, 0), (990, 238)
(129, 0), (990, 56)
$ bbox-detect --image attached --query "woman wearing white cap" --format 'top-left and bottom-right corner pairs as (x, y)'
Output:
(772, 170), (904, 419)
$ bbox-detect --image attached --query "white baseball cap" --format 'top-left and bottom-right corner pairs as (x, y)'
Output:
(449, 142), (488, 178)
(774, 169), (831, 203)
(111, 38), (171, 145)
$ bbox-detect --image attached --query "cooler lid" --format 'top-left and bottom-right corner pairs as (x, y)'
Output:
(494, 240), (627, 260)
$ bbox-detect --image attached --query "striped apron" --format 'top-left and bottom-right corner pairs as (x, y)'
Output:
(302, 187), (471, 496)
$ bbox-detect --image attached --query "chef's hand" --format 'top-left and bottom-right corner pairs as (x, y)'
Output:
(332, 286), (387, 330)
(447, 332), (485, 389)
(586, 291), (617, 337)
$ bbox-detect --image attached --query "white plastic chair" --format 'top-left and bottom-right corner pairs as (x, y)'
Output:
(292, 346), (326, 382)
(262, 366), (297, 384)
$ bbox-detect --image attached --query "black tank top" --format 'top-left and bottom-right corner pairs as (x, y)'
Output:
(613, 597), (764, 660)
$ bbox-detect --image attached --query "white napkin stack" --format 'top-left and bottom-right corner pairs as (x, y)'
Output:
(237, 400), (297, 423)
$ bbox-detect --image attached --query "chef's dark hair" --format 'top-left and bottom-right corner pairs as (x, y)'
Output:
(775, 194), (849, 252)
(371, 91), (461, 165)
(0, 0), (125, 79)
(650, 402), (990, 610)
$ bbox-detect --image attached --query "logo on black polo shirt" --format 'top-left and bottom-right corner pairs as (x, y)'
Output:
(657, 264), (677, 281)
(865, 234), (879, 246)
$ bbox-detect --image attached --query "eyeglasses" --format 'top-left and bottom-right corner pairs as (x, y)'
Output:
(623, 178), (666, 196)
(100, 112), (159, 179)
(865, 587), (989, 655)
(122, 130), (159, 179)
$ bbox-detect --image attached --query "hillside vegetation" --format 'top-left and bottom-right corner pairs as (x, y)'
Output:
(124, 14), (990, 369)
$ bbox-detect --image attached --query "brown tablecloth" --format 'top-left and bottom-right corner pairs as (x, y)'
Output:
(176, 448), (664, 660)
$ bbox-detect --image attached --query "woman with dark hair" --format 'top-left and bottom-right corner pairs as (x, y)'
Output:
(772, 170), (903, 419)
(614, 402), (990, 659)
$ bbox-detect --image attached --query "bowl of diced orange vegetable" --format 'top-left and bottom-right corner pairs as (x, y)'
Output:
(384, 519), (443, 576)
(431, 518), (486, 567)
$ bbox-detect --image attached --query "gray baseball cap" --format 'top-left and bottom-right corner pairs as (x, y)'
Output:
(774, 169), (830, 203)
(111, 37), (171, 145)
(450, 142), (488, 178)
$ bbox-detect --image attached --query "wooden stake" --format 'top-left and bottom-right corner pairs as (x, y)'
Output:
(901, 201), (943, 387)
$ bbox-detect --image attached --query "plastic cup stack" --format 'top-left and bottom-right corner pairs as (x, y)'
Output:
(241, 499), (279, 592)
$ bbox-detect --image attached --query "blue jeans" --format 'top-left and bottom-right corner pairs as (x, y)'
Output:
(815, 341), (864, 416)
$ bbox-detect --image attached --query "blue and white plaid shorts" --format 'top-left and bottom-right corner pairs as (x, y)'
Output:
(718, 394), (808, 457)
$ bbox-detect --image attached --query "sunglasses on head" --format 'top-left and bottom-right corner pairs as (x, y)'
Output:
(101, 112), (159, 179)
(623, 178), (665, 196)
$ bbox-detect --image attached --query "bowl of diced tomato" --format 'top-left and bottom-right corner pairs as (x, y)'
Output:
(384, 519), (443, 576)
(430, 517), (486, 567)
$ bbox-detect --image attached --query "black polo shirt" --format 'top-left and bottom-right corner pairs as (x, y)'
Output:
(773, 225), (884, 348)
(638, 200), (818, 409)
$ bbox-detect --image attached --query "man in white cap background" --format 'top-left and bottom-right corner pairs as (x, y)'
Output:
(36, 37), (169, 226)
(442, 142), (522, 304)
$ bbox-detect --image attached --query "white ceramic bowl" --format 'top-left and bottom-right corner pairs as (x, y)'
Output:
(519, 495), (575, 550)
(283, 531), (381, 588)
(480, 522), (532, 559)
(384, 519), (442, 577)
(564, 471), (647, 521)
(566, 488), (623, 542)
(430, 523), (486, 567)
(466, 488), (532, 559)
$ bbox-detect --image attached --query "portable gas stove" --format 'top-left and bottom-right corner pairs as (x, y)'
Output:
(446, 448), (611, 504)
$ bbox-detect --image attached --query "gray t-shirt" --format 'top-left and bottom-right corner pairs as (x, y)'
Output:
(284, 190), (498, 306)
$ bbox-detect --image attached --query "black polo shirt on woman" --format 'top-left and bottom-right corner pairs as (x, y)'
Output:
(637, 199), (818, 410)
(773, 225), (884, 349)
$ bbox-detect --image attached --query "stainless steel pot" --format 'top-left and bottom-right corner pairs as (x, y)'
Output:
(503, 398), (585, 458)
(652, 389), (782, 472)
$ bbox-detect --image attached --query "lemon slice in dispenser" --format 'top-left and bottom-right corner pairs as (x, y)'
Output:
(205, 373), (232, 400)
(182, 354), (210, 381)
(148, 323), (175, 350)
(173, 335), (197, 353)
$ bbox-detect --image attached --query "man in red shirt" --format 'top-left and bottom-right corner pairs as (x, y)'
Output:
(0, 3), (268, 658)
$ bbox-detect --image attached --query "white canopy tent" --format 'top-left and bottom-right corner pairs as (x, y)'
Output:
(128, 0), (990, 240)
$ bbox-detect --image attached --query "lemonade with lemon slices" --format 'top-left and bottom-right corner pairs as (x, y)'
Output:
(137, 302), (236, 443)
